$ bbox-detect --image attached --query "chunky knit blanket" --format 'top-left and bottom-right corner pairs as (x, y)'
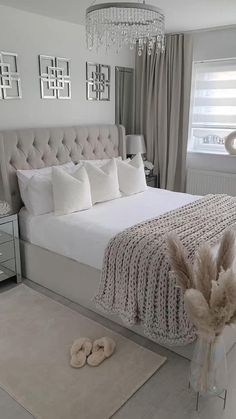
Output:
(94, 194), (236, 346)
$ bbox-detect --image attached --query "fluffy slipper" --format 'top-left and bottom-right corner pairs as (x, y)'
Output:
(70, 337), (92, 368)
(87, 337), (116, 367)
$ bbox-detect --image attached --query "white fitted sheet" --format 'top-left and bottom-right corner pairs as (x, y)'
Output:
(19, 187), (200, 270)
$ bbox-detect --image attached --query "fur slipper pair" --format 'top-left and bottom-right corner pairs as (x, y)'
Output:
(70, 337), (116, 368)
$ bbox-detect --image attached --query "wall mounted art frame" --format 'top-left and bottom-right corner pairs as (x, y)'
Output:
(39, 55), (71, 99)
(86, 62), (110, 101)
(0, 51), (22, 100)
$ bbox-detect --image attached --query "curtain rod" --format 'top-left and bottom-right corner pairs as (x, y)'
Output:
(166, 23), (236, 36)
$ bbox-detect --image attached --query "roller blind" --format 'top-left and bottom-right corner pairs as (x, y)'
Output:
(189, 59), (236, 153)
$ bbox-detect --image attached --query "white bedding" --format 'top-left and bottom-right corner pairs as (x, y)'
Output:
(19, 187), (200, 270)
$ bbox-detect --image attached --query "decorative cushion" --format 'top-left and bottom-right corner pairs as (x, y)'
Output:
(17, 162), (75, 210)
(117, 153), (147, 195)
(84, 159), (121, 204)
(25, 174), (54, 215)
(52, 166), (92, 215)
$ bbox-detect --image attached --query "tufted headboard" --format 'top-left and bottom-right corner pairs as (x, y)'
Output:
(0, 124), (126, 212)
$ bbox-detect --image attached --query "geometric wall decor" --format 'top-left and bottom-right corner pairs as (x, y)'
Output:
(0, 52), (22, 100)
(86, 62), (110, 101)
(38, 55), (71, 99)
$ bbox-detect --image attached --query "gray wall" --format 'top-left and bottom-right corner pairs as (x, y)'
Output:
(0, 5), (135, 130)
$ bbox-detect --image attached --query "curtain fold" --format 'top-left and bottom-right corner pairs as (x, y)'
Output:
(135, 34), (193, 191)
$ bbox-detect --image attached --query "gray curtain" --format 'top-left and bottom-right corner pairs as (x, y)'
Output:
(135, 34), (193, 191)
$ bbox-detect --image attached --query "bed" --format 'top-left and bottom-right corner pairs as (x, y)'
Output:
(0, 124), (235, 359)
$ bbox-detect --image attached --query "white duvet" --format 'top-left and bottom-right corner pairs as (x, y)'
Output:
(19, 187), (200, 270)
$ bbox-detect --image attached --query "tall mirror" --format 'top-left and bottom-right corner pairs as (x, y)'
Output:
(115, 66), (134, 135)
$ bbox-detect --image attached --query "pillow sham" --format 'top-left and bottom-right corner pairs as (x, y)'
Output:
(52, 166), (92, 216)
(17, 161), (75, 210)
(84, 159), (121, 204)
(117, 153), (147, 196)
(17, 161), (74, 184)
(24, 174), (53, 216)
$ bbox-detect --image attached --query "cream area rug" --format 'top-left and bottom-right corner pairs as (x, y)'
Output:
(0, 285), (166, 419)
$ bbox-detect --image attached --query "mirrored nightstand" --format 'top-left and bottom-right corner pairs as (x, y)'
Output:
(0, 213), (21, 283)
(146, 174), (157, 188)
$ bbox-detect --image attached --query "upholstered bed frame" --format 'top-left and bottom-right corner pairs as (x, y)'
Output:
(0, 123), (235, 360)
(0, 124), (126, 212)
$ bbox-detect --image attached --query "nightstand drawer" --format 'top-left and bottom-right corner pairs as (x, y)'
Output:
(0, 221), (13, 238)
(1, 258), (16, 272)
(0, 265), (15, 282)
(146, 175), (157, 188)
(0, 214), (21, 283)
(0, 230), (13, 245)
(0, 241), (14, 263)
(147, 179), (156, 187)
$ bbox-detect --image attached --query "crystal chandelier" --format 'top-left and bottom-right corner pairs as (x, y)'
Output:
(86, 2), (165, 55)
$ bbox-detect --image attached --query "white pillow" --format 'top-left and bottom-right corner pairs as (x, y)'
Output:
(24, 174), (53, 215)
(17, 162), (75, 209)
(17, 161), (74, 184)
(16, 162), (75, 215)
(117, 153), (147, 195)
(78, 157), (122, 167)
(52, 166), (92, 215)
(84, 159), (121, 204)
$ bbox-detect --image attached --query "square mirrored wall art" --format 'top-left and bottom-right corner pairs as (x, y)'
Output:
(0, 51), (22, 100)
(86, 62), (110, 101)
(39, 55), (71, 99)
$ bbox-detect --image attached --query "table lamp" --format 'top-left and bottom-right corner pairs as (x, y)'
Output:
(126, 134), (146, 157)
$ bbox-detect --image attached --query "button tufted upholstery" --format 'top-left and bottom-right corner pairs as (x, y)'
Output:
(0, 124), (126, 212)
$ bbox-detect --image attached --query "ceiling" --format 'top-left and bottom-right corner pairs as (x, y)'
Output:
(0, 0), (236, 32)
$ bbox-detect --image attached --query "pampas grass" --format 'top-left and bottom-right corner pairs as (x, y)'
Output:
(216, 230), (235, 276)
(167, 234), (194, 291)
(167, 230), (236, 337)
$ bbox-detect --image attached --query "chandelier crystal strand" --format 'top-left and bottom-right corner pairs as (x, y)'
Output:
(86, 2), (165, 55)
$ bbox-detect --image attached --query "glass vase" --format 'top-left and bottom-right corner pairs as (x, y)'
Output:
(190, 334), (227, 396)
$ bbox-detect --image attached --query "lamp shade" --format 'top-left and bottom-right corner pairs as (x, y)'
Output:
(126, 135), (146, 155)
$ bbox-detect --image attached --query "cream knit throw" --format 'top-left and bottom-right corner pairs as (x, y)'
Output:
(95, 194), (236, 346)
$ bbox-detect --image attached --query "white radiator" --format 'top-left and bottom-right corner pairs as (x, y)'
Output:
(186, 169), (236, 196)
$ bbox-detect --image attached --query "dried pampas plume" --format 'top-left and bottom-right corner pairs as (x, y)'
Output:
(167, 230), (236, 337)
(166, 235), (194, 291)
(194, 244), (217, 303)
(216, 230), (235, 277)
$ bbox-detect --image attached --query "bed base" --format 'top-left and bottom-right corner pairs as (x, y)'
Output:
(20, 239), (236, 360)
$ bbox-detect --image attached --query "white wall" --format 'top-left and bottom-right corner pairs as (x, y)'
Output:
(187, 26), (236, 173)
(193, 26), (236, 61)
(0, 5), (135, 130)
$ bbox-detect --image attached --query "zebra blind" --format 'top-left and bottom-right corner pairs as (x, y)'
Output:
(189, 59), (236, 153)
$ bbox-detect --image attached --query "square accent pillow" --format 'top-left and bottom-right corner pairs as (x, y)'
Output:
(117, 153), (147, 195)
(52, 165), (92, 215)
(84, 159), (121, 204)
(17, 162), (75, 212)
(25, 174), (54, 215)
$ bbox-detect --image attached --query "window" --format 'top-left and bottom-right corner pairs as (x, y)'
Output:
(189, 59), (236, 153)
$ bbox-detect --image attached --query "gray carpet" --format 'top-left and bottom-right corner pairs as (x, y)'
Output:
(0, 284), (166, 419)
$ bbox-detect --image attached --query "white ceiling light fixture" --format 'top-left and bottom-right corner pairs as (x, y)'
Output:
(86, 1), (165, 56)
